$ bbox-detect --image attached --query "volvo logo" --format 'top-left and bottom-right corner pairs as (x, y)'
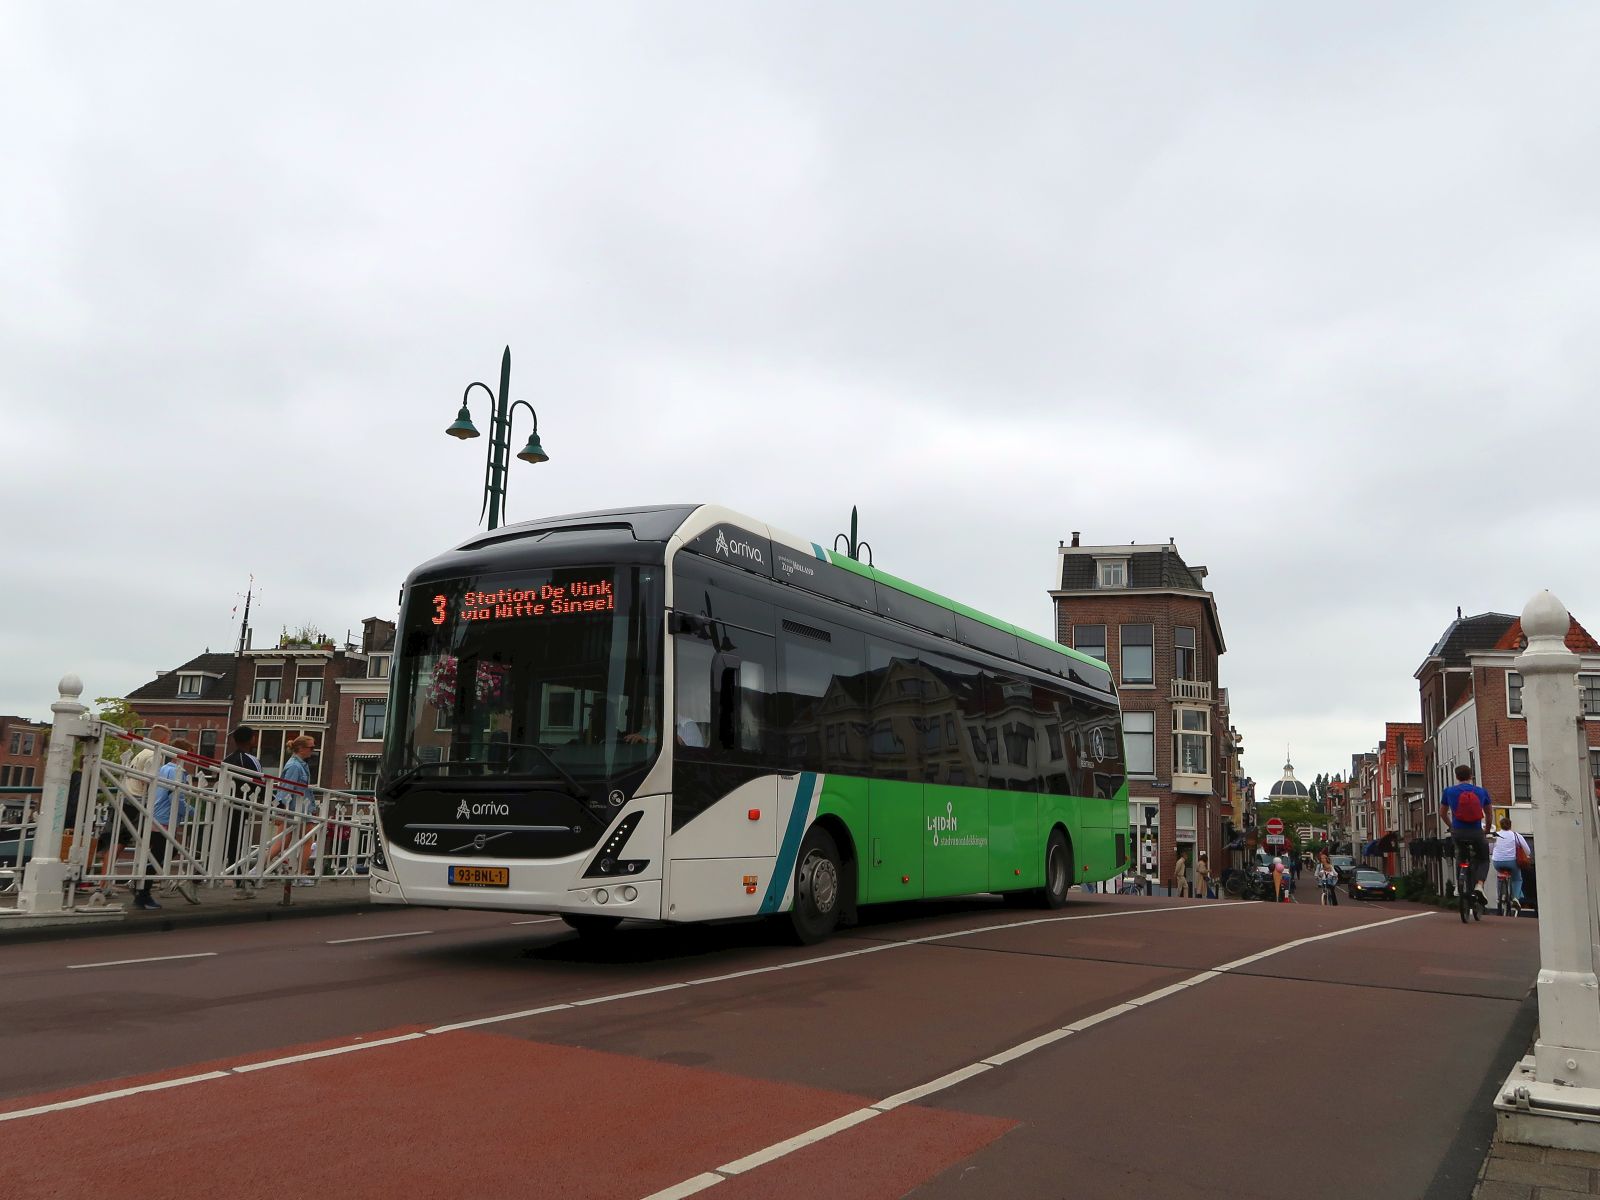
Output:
(473, 833), (487, 850)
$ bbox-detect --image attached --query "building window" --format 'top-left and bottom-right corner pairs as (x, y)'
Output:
(176, 674), (203, 698)
(252, 678), (281, 704)
(7, 733), (16, 754)
(1003, 722), (1033, 767)
(1508, 672), (1523, 716)
(199, 729), (218, 759)
(0, 766), (8, 785)
(1047, 725), (1063, 760)
(1120, 625), (1153, 685)
(1123, 711), (1155, 776)
(869, 719), (903, 757)
(21, 733), (34, 755)
(1074, 625), (1107, 662)
(23, 767), (34, 786)
(1174, 707), (1209, 776)
(294, 678), (325, 706)
(1590, 748), (1600, 781)
(1175, 627), (1197, 681)
(1511, 746), (1531, 803)
(1582, 674), (1600, 717)
(1097, 559), (1127, 589)
(348, 758), (380, 792)
(171, 727), (191, 746)
(368, 655), (390, 680)
(360, 701), (387, 741)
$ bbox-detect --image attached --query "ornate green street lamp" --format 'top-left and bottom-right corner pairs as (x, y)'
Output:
(445, 346), (548, 529)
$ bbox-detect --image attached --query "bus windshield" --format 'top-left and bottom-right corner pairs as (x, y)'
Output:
(386, 564), (663, 787)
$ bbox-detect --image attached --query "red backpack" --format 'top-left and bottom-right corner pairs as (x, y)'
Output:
(1453, 786), (1485, 824)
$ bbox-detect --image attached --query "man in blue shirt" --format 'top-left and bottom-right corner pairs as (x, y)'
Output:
(1441, 764), (1493, 906)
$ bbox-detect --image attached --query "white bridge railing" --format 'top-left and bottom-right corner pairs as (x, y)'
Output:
(3, 676), (376, 914)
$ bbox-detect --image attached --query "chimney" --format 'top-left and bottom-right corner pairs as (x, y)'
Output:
(1070, 532), (1080, 548)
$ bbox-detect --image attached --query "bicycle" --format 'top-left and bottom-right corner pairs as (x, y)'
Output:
(1457, 850), (1484, 924)
(1494, 867), (1521, 918)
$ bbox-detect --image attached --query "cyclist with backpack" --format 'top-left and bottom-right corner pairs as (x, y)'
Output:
(1441, 764), (1493, 909)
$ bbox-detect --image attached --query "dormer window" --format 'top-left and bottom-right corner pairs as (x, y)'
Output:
(367, 654), (391, 680)
(176, 674), (203, 698)
(1097, 559), (1127, 589)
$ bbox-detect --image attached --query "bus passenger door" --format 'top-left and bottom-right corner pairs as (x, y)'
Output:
(868, 779), (924, 902)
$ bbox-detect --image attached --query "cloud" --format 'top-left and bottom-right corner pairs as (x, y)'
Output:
(1, 1), (1596, 787)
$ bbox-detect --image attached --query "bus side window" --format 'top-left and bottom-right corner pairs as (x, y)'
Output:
(676, 639), (714, 754)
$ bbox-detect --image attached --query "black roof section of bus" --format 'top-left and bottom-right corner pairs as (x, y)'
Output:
(405, 505), (700, 586)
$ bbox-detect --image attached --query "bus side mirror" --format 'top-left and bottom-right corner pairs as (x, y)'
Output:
(669, 611), (714, 638)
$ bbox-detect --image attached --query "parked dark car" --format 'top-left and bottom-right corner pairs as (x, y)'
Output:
(1348, 868), (1396, 900)
(1329, 854), (1356, 882)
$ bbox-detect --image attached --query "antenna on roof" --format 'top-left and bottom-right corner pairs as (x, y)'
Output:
(833, 506), (874, 566)
(233, 575), (256, 656)
(1457, 606), (1462, 619)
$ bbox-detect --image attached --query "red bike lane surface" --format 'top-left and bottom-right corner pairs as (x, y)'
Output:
(6, 1030), (1014, 1200)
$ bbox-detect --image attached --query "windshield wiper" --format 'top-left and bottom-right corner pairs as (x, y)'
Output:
(382, 746), (589, 800)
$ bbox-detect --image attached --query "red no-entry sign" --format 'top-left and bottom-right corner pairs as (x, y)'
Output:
(1266, 818), (1284, 835)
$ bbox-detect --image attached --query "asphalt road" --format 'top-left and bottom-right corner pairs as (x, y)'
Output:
(1, 892), (1539, 1199)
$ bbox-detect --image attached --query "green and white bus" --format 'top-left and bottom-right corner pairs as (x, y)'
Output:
(372, 505), (1129, 942)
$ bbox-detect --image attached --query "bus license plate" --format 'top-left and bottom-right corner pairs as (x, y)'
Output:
(448, 865), (509, 888)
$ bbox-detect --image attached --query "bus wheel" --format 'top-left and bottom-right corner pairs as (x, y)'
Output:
(1044, 831), (1071, 910)
(788, 826), (842, 945)
(561, 913), (623, 938)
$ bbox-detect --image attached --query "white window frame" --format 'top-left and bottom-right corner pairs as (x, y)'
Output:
(367, 654), (391, 680)
(1097, 559), (1128, 589)
(1507, 671), (1523, 717)
(1172, 705), (1210, 778)
(357, 699), (387, 742)
(1510, 744), (1531, 804)
(1174, 626), (1197, 682)
(176, 674), (203, 698)
(1123, 711), (1156, 777)
(1119, 624), (1154, 687)
(1582, 673), (1600, 719)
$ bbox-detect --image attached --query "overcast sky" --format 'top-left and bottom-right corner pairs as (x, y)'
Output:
(2, 2), (1596, 787)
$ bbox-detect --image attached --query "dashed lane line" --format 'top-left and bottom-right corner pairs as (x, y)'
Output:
(2, 901), (1240, 1123)
(636, 910), (1435, 1200)
(65, 952), (218, 970)
(325, 930), (434, 945)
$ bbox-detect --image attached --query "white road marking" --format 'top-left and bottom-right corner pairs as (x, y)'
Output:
(0, 1072), (230, 1124)
(717, 1107), (879, 1174)
(66, 952), (217, 970)
(325, 930), (433, 945)
(232, 1033), (427, 1072)
(637, 909), (1436, 1199)
(0, 900), (1254, 1127)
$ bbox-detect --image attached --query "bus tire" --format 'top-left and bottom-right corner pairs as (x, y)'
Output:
(1044, 830), (1072, 909)
(787, 825), (843, 945)
(561, 913), (623, 937)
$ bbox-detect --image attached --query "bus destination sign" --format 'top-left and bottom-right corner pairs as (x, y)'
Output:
(432, 579), (616, 626)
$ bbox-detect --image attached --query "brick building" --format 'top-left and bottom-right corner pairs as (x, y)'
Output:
(1416, 609), (1600, 869)
(122, 652), (238, 758)
(1372, 722), (1423, 876)
(1049, 534), (1233, 884)
(120, 617), (396, 791)
(0, 715), (49, 819)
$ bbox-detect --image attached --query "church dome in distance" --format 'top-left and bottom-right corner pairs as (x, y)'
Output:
(1268, 756), (1309, 800)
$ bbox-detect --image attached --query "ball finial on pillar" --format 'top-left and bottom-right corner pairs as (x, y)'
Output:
(1522, 591), (1570, 646)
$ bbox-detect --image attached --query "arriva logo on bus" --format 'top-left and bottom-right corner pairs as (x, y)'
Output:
(715, 529), (764, 565)
(456, 800), (511, 820)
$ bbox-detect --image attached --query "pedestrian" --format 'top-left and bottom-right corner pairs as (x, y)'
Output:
(132, 738), (194, 910)
(222, 725), (263, 898)
(94, 725), (169, 889)
(274, 735), (316, 906)
(1171, 848), (1189, 897)
(1490, 815), (1530, 913)
(1195, 851), (1211, 899)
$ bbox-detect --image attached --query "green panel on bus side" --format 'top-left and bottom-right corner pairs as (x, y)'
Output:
(814, 774), (871, 904)
(867, 779), (924, 902)
(922, 783), (988, 897)
(987, 789), (1038, 890)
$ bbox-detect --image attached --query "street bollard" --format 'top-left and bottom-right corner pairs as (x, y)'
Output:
(18, 675), (91, 914)
(1517, 591), (1600, 1091)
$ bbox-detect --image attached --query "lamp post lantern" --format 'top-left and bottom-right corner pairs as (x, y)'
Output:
(445, 345), (547, 530)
